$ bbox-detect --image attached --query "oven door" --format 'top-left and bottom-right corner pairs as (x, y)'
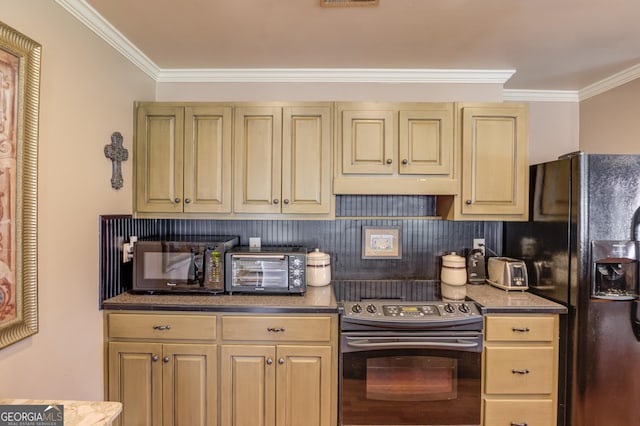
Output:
(340, 331), (482, 426)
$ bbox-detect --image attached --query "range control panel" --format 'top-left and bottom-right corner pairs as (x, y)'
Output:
(342, 301), (481, 322)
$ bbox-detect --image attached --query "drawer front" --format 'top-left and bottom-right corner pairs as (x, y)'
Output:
(108, 313), (216, 341)
(484, 346), (554, 395)
(485, 315), (555, 342)
(222, 316), (332, 342)
(484, 398), (554, 426)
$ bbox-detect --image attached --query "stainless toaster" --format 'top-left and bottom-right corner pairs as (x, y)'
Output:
(487, 257), (529, 291)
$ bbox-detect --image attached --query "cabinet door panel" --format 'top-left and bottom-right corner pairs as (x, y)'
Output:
(276, 345), (332, 426)
(234, 107), (282, 214)
(108, 342), (163, 426)
(461, 106), (528, 216)
(184, 106), (232, 213)
(136, 105), (184, 213)
(221, 345), (276, 426)
(399, 107), (453, 175)
(341, 109), (395, 175)
(282, 107), (331, 214)
(162, 344), (217, 426)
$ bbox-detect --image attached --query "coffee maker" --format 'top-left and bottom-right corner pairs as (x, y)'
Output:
(466, 248), (486, 284)
(591, 240), (639, 300)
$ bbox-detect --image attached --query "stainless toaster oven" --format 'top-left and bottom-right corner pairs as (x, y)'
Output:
(133, 236), (239, 293)
(225, 246), (307, 294)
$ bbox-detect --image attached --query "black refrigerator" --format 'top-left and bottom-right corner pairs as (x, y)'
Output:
(504, 153), (640, 426)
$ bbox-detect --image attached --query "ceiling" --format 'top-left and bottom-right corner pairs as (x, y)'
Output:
(75, 0), (640, 93)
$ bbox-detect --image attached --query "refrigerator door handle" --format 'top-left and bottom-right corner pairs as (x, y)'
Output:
(631, 300), (640, 342)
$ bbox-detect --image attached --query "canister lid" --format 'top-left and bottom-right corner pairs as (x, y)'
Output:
(442, 251), (466, 267)
(307, 248), (330, 265)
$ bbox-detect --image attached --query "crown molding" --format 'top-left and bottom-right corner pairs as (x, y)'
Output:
(155, 68), (516, 84)
(579, 64), (640, 101)
(503, 89), (580, 102)
(54, 0), (159, 79)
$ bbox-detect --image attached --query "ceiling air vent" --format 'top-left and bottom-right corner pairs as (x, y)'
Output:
(320, 0), (379, 7)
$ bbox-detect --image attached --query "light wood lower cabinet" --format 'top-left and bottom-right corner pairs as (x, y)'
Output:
(482, 314), (559, 426)
(220, 344), (332, 426)
(219, 315), (338, 426)
(108, 341), (217, 426)
(105, 312), (338, 426)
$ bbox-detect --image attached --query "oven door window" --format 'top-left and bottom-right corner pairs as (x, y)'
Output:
(366, 355), (456, 401)
(342, 348), (480, 425)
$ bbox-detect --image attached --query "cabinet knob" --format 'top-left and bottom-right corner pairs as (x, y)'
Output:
(163, 356), (170, 363)
(152, 355), (159, 362)
(184, 198), (191, 204)
(273, 199), (279, 205)
(266, 358), (273, 365)
(283, 199), (289, 205)
(511, 369), (530, 375)
(465, 199), (472, 205)
(386, 159), (392, 164)
(174, 198), (180, 204)
(402, 159), (408, 165)
(278, 358), (285, 365)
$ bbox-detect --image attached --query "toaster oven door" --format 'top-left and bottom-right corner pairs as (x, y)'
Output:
(228, 255), (290, 292)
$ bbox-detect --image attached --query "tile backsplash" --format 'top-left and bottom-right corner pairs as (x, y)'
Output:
(99, 196), (502, 307)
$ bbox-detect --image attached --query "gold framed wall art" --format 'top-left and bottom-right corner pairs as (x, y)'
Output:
(0, 21), (40, 349)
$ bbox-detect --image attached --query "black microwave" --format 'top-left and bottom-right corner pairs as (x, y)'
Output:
(132, 236), (239, 293)
(225, 246), (307, 295)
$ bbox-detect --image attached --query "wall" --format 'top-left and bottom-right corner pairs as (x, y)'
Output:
(580, 79), (640, 153)
(0, 1), (154, 400)
(528, 101), (580, 164)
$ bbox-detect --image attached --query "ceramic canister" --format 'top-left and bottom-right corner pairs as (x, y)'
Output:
(441, 252), (467, 300)
(306, 248), (331, 286)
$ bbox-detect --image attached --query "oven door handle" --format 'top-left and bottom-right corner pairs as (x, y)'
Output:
(345, 338), (481, 351)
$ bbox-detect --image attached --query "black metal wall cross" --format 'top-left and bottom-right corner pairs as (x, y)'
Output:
(104, 132), (129, 190)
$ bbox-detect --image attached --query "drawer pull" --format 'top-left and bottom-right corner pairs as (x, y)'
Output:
(267, 327), (286, 333)
(512, 327), (530, 332)
(510, 423), (528, 426)
(153, 325), (172, 331)
(511, 369), (530, 375)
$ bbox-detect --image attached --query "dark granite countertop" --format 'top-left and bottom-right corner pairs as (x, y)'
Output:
(102, 281), (566, 315)
(102, 285), (338, 314)
(467, 283), (568, 314)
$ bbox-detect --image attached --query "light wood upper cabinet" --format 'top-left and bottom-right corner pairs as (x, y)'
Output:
(234, 104), (332, 215)
(134, 103), (232, 214)
(334, 102), (457, 195)
(437, 103), (530, 221)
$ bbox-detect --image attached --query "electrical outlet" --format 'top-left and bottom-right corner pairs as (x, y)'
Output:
(122, 236), (138, 263)
(473, 238), (485, 256)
